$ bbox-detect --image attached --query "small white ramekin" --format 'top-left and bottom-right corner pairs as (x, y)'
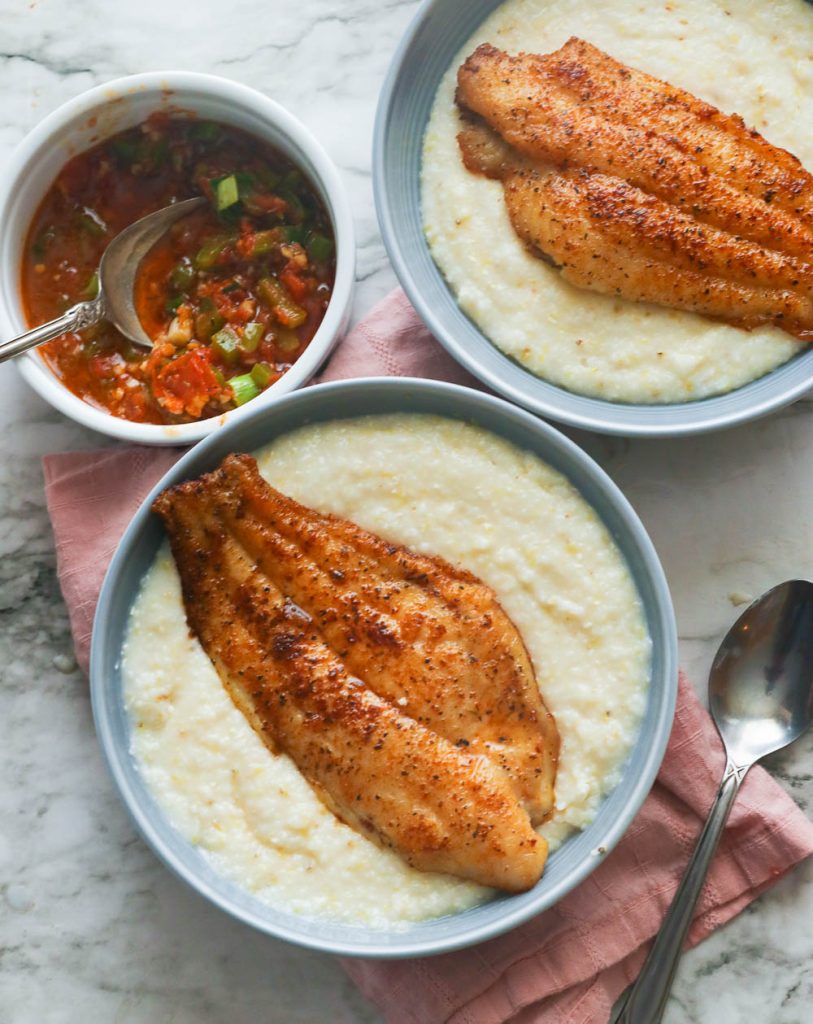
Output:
(0, 72), (355, 445)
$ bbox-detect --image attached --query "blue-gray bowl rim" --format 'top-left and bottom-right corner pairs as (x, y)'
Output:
(90, 376), (678, 958)
(372, 0), (813, 438)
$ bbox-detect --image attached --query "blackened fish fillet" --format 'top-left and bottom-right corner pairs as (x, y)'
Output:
(213, 453), (559, 826)
(455, 39), (813, 339)
(153, 455), (555, 891)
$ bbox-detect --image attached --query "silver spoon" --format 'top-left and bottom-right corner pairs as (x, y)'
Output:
(0, 195), (207, 363)
(610, 579), (813, 1024)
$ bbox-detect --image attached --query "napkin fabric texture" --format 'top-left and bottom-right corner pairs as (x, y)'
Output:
(42, 288), (813, 1024)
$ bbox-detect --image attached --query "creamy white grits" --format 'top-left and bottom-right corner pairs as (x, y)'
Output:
(123, 415), (650, 926)
(422, 0), (813, 403)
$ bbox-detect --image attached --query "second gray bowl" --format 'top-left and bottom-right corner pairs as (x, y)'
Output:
(373, 0), (813, 436)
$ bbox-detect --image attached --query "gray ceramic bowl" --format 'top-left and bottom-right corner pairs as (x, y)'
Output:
(373, 0), (813, 437)
(91, 377), (677, 957)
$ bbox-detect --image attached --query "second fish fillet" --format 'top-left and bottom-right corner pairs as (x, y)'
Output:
(455, 39), (813, 340)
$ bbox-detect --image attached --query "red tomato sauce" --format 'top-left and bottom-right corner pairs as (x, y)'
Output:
(21, 114), (336, 424)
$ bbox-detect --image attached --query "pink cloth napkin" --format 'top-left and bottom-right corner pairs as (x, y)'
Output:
(42, 289), (813, 1024)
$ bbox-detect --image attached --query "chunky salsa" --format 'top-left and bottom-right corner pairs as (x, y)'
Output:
(21, 114), (336, 424)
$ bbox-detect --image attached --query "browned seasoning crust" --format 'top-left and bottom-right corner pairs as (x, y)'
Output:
(455, 38), (813, 339)
(153, 454), (559, 892)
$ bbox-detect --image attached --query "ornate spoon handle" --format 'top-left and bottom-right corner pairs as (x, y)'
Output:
(0, 298), (104, 363)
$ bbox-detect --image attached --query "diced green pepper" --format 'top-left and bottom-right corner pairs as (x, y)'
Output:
(171, 259), (195, 292)
(283, 224), (306, 244)
(257, 277), (307, 329)
(229, 372), (259, 406)
(277, 300), (307, 329)
(211, 325), (241, 364)
(235, 171), (256, 193)
(251, 228), (284, 256)
(250, 362), (274, 388)
(81, 270), (100, 299)
(215, 174), (240, 211)
(275, 327), (300, 353)
(195, 297), (225, 341)
(258, 276), (286, 308)
(195, 309), (225, 341)
(306, 231), (333, 262)
(166, 294), (184, 313)
(194, 233), (235, 270)
(242, 322), (264, 352)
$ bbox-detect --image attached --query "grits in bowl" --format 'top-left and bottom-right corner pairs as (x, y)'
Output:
(122, 414), (650, 926)
(421, 0), (813, 403)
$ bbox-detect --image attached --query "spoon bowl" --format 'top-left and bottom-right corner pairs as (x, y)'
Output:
(710, 580), (813, 765)
(0, 196), (207, 364)
(99, 196), (207, 349)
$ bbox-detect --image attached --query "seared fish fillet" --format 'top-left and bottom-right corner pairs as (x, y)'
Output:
(153, 455), (554, 891)
(455, 40), (813, 339)
(214, 454), (558, 826)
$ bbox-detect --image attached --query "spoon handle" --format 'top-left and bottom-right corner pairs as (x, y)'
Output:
(0, 298), (104, 364)
(609, 759), (749, 1024)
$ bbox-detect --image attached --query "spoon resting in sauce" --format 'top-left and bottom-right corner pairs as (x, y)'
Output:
(0, 196), (206, 364)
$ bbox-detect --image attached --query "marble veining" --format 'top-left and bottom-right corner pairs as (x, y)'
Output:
(0, 1), (812, 1021)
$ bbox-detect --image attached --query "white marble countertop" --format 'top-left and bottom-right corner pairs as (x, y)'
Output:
(1, 1), (812, 1021)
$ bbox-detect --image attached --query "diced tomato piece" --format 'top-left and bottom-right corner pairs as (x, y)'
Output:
(122, 387), (149, 421)
(280, 268), (309, 303)
(250, 194), (288, 216)
(151, 348), (221, 418)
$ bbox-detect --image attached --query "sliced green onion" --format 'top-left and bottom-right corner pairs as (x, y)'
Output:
(242, 322), (264, 352)
(81, 270), (100, 299)
(306, 231), (333, 262)
(229, 372), (259, 406)
(215, 174), (240, 211)
(211, 325), (241, 364)
(250, 362), (273, 388)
